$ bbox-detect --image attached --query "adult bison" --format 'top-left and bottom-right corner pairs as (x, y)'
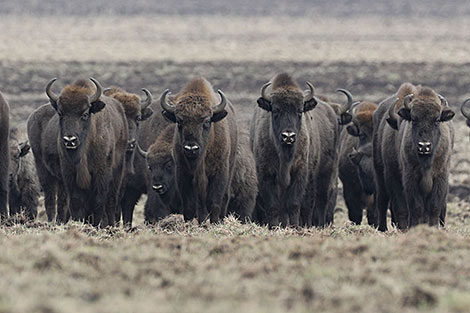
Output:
(461, 98), (470, 127)
(28, 78), (128, 226)
(373, 83), (454, 231)
(0, 92), (9, 220)
(103, 87), (154, 226)
(250, 73), (339, 228)
(338, 101), (378, 226)
(159, 77), (238, 223)
(139, 126), (256, 222)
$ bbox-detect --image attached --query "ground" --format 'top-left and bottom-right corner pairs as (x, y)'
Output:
(1, 1), (470, 312)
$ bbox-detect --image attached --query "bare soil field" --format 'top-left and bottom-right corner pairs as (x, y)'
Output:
(1, 5), (470, 312)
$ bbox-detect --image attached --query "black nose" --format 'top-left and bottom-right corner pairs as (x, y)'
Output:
(417, 141), (432, 155)
(127, 139), (136, 151)
(183, 144), (200, 158)
(281, 131), (296, 145)
(63, 136), (79, 149)
(152, 184), (166, 194)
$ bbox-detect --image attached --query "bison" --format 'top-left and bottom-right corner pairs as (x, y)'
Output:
(373, 83), (454, 231)
(250, 73), (340, 228)
(338, 101), (378, 226)
(28, 78), (128, 226)
(103, 86), (153, 225)
(159, 77), (238, 223)
(0, 92), (9, 220)
(8, 139), (41, 220)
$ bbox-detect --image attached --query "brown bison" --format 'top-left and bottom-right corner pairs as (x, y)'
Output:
(139, 126), (257, 222)
(8, 140), (41, 220)
(0, 92), (9, 220)
(338, 101), (378, 226)
(461, 98), (470, 127)
(250, 73), (339, 227)
(159, 77), (238, 223)
(28, 78), (128, 226)
(373, 83), (454, 231)
(103, 86), (154, 225)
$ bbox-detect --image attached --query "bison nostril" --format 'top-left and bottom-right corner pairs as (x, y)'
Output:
(152, 184), (166, 194)
(417, 141), (432, 155)
(63, 136), (78, 149)
(281, 131), (296, 144)
(184, 145), (199, 152)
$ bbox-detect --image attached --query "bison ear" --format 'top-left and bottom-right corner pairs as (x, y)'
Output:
(162, 110), (177, 123)
(211, 110), (228, 123)
(18, 142), (31, 158)
(339, 112), (353, 125)
(303, 97), (318, 112)
(440, 109), (455, 122)
(141, 108), (153, 121)
(90, 100), (106, 114)
(346, 124), (360, 137)
(257, 97), (272, 111)
(398, 108), (411, 121)
(386, 117), (398, 130)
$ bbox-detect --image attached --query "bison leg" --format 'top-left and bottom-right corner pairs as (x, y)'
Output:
(284, 173), (308, 227)
(121, 187), (142, 227)
(343, 182), (363, 225)
(56, 183), (69, 224)
(428, 175), (448, 227)
(259, 175), (281, 228)
(36, 168), (58, 222)
(365, 197), (378, 227)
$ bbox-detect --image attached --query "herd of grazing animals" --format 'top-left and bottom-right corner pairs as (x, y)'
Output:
(1, 72), (470, 231)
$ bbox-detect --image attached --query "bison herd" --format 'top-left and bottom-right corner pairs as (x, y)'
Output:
(1, 72), (470, 231)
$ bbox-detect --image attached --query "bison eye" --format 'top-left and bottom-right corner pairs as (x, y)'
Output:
(136, 115), (142, 122)
(148, 165), (152, 171)
(81, 112), (89, 121)
(203, 121), (211, 130)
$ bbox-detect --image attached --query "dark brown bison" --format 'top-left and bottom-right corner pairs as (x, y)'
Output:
(338, 101), (378, 226)
(139, 126), (256, 222)
(28, 78), (128, 226)
(0, 92), (9, 220)
(373, 83), (454, 231)
(250, 73), (339, 228)
(8, 139), (41, 220)
(103, 87), (153, 225)
(461, 98), (470, 127)
(159, 77), (238, 223)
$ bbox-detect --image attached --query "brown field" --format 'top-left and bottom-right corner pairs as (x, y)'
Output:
(1, 2), (470, 312)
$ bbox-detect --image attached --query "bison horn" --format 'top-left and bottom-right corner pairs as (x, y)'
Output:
(136, 143), (148, 159)
(141, 88), (153, 109)
(351, 101), (361, 114)
(336, 88), (354, 114)
(89, 77), (103, 103)
(45, 78), (59, 103)
(461, 98), (470, 120)
(304, 81), (315, 103)
(160, 89), (175, 113)
(260, 82), (272, 102)
(438, 94), (448, 107)
(403, 93), (413, 110)
(213, 90), (228, 114)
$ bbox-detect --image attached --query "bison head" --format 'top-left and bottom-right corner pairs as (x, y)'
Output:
(397, 92), (454, 164)
(46, 77), (105, 164)
(346, 101), (376, 146)
(461, 98), (470, 128)
(160, 89), (228, 167)
(257, 81), (317, 161)
(349, 143), (375, 195)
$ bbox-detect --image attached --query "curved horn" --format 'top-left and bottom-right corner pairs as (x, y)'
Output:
(461, 98), (470, 120)
(438, 94), (448, 107)
(304, 81), (315, 103)
(140, 88), (153, 109)
(336, 88), (354, 114)
(351, 101), (361, 114)
(387, 97), (400, 124)
(103, 88), (112, 95)
(403, 93), (413, 111)
(45, 78), (59, 103)
(136, 143), (148, 159)
(213, 90), (227, 114)
(260, 82), (272, 102)
(89, 77), (102, 103)
(160, 89), (175, 113)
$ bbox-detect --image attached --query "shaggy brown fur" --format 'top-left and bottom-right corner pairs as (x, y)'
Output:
(0, 92), (9, 219)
